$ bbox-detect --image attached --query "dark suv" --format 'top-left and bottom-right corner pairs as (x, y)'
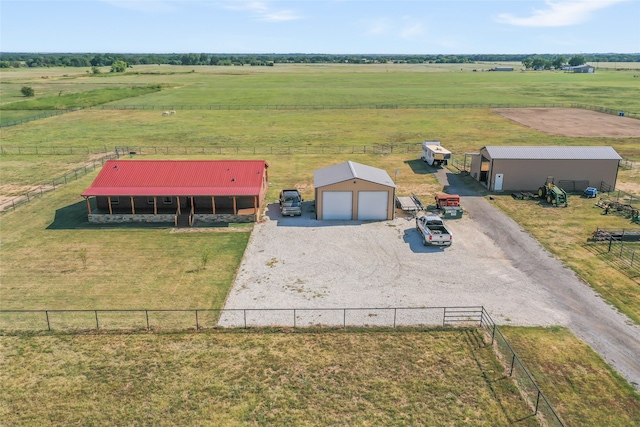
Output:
(279, 189), (303, 216)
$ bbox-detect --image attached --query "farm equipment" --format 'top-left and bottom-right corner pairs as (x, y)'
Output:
(538, 177), (568, 207)
(435, 193), (463, 218)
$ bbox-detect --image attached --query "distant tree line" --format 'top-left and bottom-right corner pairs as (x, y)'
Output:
(1, 53), (638, 69)
(520, 54), (594, 70)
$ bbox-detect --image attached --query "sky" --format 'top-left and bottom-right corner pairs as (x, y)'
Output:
(1, 0), (639, 54)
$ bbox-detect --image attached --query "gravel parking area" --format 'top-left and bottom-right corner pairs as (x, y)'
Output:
(223, 203), (566, 326)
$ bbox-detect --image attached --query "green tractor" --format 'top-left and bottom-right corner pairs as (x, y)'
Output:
(538, 177), (568, 207)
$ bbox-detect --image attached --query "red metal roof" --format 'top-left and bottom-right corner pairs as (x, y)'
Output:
(82, 160), (268, 197)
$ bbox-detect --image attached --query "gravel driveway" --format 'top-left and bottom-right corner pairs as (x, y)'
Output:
(222, 168), (640, 389)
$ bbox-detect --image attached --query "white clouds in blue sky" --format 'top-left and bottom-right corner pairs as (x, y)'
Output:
(1, 0), (638, 53)
(497, 0), (631, 27)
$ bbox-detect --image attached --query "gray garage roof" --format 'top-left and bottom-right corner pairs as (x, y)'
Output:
(484, 146), (621, 160)
(314, 161), (396, 188)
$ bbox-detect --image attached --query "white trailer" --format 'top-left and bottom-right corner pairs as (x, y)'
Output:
(421, 140), (452, 167)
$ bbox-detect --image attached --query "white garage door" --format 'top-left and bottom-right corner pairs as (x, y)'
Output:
(357, 191), (389, 220)
(322, 191), (353, 220)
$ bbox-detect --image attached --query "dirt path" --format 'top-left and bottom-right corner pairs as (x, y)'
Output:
(439, 169), (640, 390)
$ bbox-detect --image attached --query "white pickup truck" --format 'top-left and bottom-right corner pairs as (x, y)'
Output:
(416, 214), (453, 246)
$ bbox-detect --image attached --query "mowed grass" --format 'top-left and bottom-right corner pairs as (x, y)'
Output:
(0, 176), (249, 311)
(0, 329), (538, 426)
(502, 326), (640, 427)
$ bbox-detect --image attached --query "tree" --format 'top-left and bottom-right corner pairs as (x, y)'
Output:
(522, 57), (534, 69)
(110, 60), (127, 73)
(552, 55), (566, 69)
(568, 55), (586, 66)
(21, 86), (34, 97)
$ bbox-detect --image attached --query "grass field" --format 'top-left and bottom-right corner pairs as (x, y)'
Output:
(1, 64), (640, 425)
(1, 328), (638, 426)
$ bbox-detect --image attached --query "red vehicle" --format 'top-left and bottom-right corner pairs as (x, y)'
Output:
(434, 193), (460, 209)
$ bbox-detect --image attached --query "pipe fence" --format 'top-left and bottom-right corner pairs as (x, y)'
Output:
(0, 305), (564, 426)
(0, 152), (120, 213)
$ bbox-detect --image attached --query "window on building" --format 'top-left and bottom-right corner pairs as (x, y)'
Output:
(163, 197), (173, 205)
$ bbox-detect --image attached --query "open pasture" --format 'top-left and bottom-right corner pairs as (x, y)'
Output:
(1, 64), (640, 425)
(2, 63), (640, 111)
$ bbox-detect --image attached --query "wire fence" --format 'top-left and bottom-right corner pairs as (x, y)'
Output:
(0, 305), (564, 426)
(112, 144), (421, 156)
(0, 306), (481, 331)
(480, 310), (565, 427)
(0, 152), (120, 213)
(0, 145), (112, 155)
(93, 102), (575, 111)
(0, 108), (81, 128)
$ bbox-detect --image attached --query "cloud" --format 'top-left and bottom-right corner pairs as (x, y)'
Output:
(222, 1), (301, 22)
(497, 0), (628, 27)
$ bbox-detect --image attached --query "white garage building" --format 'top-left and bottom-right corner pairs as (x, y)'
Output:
(314, 161), (396, 221)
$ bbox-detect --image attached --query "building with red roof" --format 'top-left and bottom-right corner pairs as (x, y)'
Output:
(82, 159), (269, 226)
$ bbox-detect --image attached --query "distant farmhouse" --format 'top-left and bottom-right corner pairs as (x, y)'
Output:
(82, 160), (269, 226)
(562, 64), (596, 73)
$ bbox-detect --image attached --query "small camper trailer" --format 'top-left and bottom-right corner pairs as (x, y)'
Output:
(421, 141), (451, 167)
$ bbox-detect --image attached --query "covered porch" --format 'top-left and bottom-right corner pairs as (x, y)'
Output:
(84, 194), (261, 226)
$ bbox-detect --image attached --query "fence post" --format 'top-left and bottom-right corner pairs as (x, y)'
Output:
(620, 230), (625, 257)
(509, 353), (516, 376)
(443, 307), (446, 327)
(393, 308), (397, 328)
(535, 390), (541, 415)
(95, 310), (99, 330)
(244, 310), (247, 329)
(195, 310), (199, 330)
(293, 309), (296, 328)
(145, 310), (149, 330)
(343, 309), (346, 328)
(45, 311), (51, 331)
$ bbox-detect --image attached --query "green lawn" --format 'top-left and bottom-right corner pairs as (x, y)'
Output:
(0, 177), (249, 311)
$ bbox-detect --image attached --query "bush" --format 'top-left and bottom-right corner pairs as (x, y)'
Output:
(21, 86), (35, 97)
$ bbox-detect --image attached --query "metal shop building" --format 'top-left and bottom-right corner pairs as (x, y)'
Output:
(314, 161), (396, 220)
(468, 146), (621, 192)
